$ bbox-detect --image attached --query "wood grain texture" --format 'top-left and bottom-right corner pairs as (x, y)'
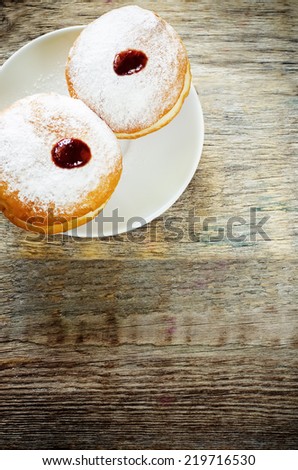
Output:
(0, 0), (297, 450)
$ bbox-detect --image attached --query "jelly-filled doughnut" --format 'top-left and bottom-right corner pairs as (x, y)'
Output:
(0, 94), (122, 233)
(66, 5), (191, 139)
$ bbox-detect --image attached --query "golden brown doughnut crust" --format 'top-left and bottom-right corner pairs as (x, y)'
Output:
(0, 94), (122, 234)
(66, 62), (192, 140)
(0, 165), (121, 234)
(65, 8), (191, 139)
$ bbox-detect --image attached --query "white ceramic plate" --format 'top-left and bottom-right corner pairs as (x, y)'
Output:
(0, 26), (204, 237)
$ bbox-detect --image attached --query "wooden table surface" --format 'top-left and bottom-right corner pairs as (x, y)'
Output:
(0, 0), (297, 450)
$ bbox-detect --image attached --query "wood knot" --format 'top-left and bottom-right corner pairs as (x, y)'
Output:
(0, 11), (11, 38)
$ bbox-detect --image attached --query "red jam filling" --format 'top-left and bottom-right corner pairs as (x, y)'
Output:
(113, 50), (148, 76)
(51, 138), (91, 169)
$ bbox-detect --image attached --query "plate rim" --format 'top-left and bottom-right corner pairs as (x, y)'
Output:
(1, 26), (84, 70)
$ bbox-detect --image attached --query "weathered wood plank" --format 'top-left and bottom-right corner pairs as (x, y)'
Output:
(0, 0), (297, 450)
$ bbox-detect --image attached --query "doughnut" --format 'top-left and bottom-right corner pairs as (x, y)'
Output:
(0, 93), (122, 234)
(66, 5), (191, 139)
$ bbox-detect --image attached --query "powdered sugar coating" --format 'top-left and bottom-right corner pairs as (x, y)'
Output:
(0, 94), (121, 211)
(67, 5), (188, 133)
